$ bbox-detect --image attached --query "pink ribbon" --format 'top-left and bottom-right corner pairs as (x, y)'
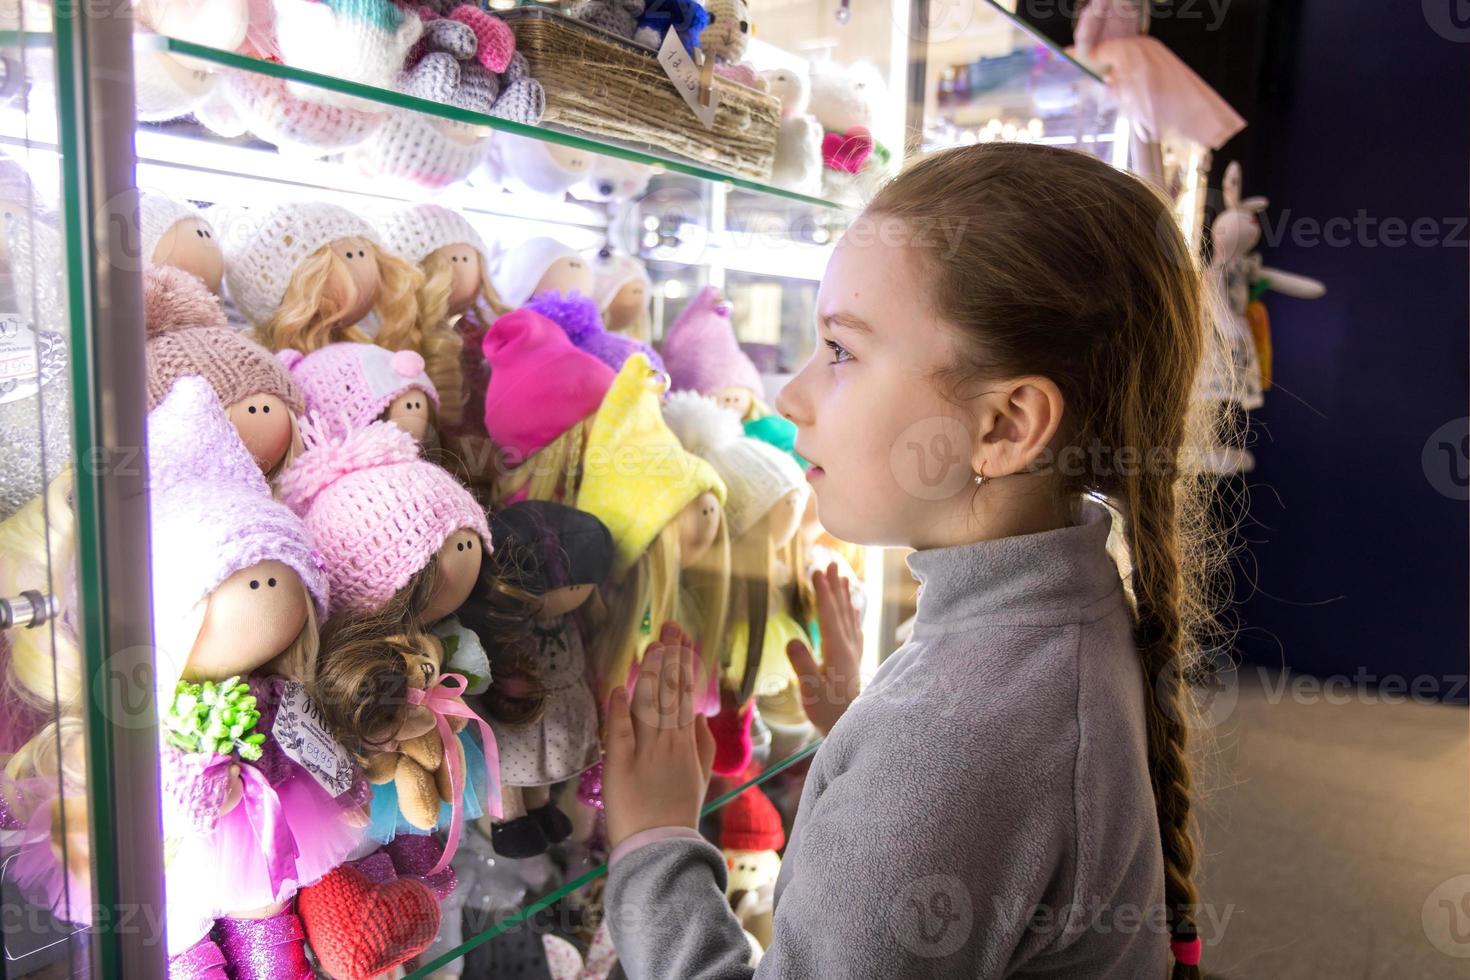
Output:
(200, 754), (299, 902)
(407, 672), (501, 877)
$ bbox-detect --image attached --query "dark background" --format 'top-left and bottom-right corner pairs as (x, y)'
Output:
(1015, 0), (1469, 701)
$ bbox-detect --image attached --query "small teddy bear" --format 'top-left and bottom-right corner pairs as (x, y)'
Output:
(364, 639), (469, 831)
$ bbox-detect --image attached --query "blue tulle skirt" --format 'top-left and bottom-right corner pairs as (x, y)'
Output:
(366, 727), (490, 844)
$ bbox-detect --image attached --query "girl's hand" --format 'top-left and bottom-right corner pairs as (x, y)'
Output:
(603, 622), (716, 850)
(786, 562), (863, 735)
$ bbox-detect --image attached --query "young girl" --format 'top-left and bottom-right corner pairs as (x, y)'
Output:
(599, 142), (1225, 979)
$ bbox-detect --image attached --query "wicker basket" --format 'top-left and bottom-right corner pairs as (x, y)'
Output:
(501, 7), (780, 181)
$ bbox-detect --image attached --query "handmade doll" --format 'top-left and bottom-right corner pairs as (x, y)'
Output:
(139, 189), (224, 293)
(376, 203), (510, 434)
(457, 501), (613, 857)
(633, 0), (708, 52)
(661, 285), (767, 421)
(142, 377), (365, 976)
(758, 66), (823, 196)
(220, 203), (455, 405)
(1071, 0), (1244, 185)
(478, 131), (594, 199)
(480, 308), (615, 505)
(720, 782), (784, 953)
(702, 0), (761, 89)
(278, 416), (499, 872)
(490, 236), (591, 311)
(143, 264), (305, 479)
(574, 353), (729, 708)
(807, 59), (894, 206)
(525, 289), (665, 375)
(589, 248), (653, 342)
(278, 343), (438, 445)
(662, 390), (809, 772)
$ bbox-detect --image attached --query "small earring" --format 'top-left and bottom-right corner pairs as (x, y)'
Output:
(974, 464), (987, 487)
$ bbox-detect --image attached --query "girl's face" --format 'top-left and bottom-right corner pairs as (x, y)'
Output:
(327, 237), (381, 326)
(775, 231), (977, 550)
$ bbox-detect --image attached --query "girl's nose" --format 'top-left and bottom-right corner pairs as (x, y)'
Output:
(775, 372), (809, 426)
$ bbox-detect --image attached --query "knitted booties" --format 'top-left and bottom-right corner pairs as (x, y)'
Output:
(212, 906), (313, 980)
(529, 801), (574, 845)
(166, 934), (227, 980)
(298, 864), (440, 980)
(709, 688), (755, 776)
(491, 815), (549, 858)
(386, 833), (460, 902)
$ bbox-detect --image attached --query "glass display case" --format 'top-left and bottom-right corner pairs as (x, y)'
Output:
(0, 0), (919, 975)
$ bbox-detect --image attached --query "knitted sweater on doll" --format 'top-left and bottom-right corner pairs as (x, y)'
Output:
(603, 498), (1169, 979)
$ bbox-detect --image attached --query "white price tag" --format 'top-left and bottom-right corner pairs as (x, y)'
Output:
(658, 30), (718, 130)
(272, 681), (357, 797)
(0, 314), (39, 403)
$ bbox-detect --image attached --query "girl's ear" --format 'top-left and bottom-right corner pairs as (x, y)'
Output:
(970, 375), (1064, 479)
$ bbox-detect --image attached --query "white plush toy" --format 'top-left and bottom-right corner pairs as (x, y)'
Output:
(758, 67), (822, 196)
(806, 59), (893, 205)
(569, 156), (655, 204)
(479, 131), (595, 198)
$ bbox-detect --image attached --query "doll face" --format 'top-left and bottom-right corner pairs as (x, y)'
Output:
(433, 244), (482, 314)
(183, 561), (309, 682)
(606, 279), (648, 331)
(535, 255), (594, 300)
(677, 491), (722, 569)
(725, 848), (782, 893)
(227, 394), (294, 473)
(385, 387), (433, 443)
(711, 386), (754, 419)
(422, 528), (483, 624)
(326, 237), (381, 327)
(548, 144), (592, 175)
(766, 488), (804, 548)
(538, 582), (594, 621)
(152, 217), (224, 294)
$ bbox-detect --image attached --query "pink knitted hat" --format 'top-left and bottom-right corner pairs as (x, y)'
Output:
(278, 343), (439, 440)
(277, 417), (491, 618)
(143, 264), (305, 414)
(147, 377), (331, 648)
(481, 308), (616, 464)
(660, 287), (763, 398)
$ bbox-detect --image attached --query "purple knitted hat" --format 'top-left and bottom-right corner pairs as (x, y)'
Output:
(524, 291), (666, 375)
(146, 376), (332, 655)
(660, 286), (762, 398)
(278, 343), (439, 440)
(277, 417), (491, 618)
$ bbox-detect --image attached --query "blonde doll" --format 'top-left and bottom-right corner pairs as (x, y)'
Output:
(376, 204), (511, 436)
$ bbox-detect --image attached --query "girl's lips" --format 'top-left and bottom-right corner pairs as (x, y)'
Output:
(806, 465), (824, 479)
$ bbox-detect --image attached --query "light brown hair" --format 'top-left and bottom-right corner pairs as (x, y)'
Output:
(868, 142), (1236, 977)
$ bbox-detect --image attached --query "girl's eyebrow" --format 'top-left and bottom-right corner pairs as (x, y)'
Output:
(820, 312), (873, 335)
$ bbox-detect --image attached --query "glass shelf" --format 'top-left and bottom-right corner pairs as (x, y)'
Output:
(404, 738), (824, 978)
(153, 35), (854, 213)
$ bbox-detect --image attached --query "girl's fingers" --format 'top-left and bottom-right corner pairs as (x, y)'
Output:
(656, 642), (683, 726)
(676, 644), (696, 730)
(694, 714), (716, 787)
(632, 646), (664, 744)
(604, 687), (635, 765)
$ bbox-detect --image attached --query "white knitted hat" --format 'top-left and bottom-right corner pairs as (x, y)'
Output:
(272, 0), (424, 106)
(138, 190), (202, 269)
(662, 391), (808, 539)
(480, 130), (591, 197)
(375, 202), (491, 268)
(490, 236), (580, 309)
(216, 202), (380, 327)
(589, 249), (652, 310)
(350, 112), (491, 192)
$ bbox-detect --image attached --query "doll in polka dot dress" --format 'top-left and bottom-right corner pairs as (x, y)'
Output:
(458, 500), (614, 857)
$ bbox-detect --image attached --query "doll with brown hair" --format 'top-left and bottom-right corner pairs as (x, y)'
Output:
(143, 263), (306, 480)
(456, 500), (613, 857)
(143, 377), (365, 977)
(277, 416), (500, 852)
(662, 390), (810, 773)
(480, 307), (616, 506)
(217, 201), (433, 378)
(375, 204), (510, 446)
(574, 354), (730, 713)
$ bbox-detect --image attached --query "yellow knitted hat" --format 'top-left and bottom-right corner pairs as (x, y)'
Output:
(576, 354), (726, 577)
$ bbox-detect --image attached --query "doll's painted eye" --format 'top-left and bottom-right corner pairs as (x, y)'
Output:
(248, 405), (257, 414)
(195, 228), (205, 238)
(740, 19), (748, 30)
(249, 580), (260, 589)
(457, 541), (465, 552)
(261, 404), (270, 413)
(267, 577), (277, 587)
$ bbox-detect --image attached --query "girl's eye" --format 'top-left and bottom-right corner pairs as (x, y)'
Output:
(824, 339), (852, 365)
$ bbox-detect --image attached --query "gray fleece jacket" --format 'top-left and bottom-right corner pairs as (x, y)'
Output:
(604, 500), (1169, 979)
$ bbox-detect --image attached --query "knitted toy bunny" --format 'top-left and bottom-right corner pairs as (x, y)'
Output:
(571, 0), (644, 39)
(633, 0), (708, 51)
(759, 67), (823, 196)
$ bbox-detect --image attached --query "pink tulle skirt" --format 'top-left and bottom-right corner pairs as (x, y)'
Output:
(0, 775), (92, 928)
(1092, 36), (1245, 149)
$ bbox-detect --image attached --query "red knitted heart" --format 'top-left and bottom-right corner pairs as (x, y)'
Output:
(822, 126), (875, 174)
(297, 865), (440, 980)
